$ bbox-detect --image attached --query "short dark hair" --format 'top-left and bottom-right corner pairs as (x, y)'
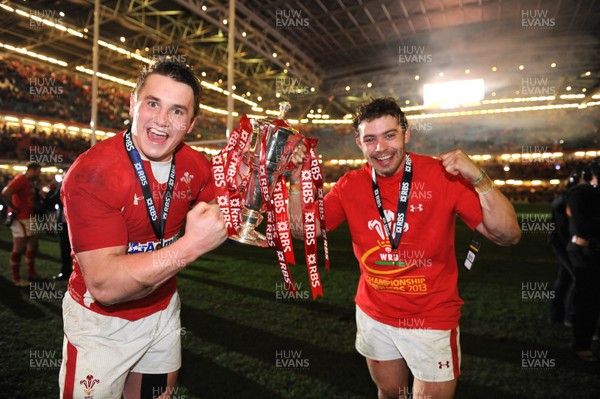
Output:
(353, 97), (408, 135)
(133, 58), (201, 119)
(26, 162), (41, 170)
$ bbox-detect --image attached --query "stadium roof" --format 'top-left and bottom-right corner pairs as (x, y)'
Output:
(0, 0), (599, 122)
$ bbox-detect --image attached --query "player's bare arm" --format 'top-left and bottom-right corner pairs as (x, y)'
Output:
(76, 201), (227, 305)
(439, 148), (522, 246)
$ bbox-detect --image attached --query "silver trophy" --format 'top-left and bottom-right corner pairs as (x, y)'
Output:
(230, 102), (303, 247)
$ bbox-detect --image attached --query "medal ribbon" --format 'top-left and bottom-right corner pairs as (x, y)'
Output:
(371, 153), (412, 251)
(124, 129), (176, 249)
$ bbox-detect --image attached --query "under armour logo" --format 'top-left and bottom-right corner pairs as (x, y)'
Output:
(410, 204), (423, 212)
(438, 361), (450, 369)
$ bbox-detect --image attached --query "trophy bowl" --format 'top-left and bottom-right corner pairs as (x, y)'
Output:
(229, 119), (303, 247)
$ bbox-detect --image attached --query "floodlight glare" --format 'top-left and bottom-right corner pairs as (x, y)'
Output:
(424, 79), (484, 109)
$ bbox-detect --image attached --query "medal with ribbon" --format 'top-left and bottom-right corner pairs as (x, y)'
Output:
(124, 129), (176, 250)
(372, 153), (412, 264)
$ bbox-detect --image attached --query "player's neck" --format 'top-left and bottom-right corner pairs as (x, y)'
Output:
(139, 151), (173, 164)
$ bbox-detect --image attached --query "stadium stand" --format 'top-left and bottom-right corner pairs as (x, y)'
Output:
(1, 55), (599, 204)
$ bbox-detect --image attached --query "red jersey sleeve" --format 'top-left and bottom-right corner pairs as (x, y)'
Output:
(6, 174), (33, 217)
(62, 158), (129, 254)
(195, 157), (215, 205)
(6, 173), (26, 192)
(323, 175), (350, 231)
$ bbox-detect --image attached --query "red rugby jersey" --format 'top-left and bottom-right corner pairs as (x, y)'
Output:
(62, 131), (214, 320)
(324, 153), (483, 330)
(5, 174), (36, 220)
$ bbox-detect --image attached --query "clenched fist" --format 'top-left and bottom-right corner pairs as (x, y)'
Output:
(439, 149), (481, 182)
(185, 201), (228, 255)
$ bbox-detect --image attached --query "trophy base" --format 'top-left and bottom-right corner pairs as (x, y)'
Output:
(229, 209), (269, 248)
(229, 230), (269, 248)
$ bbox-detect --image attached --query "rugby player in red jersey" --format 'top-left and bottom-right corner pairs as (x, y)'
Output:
(59, 59), (227, 399)
(2, 161), (43, 286)
(289, 97), (521, 399)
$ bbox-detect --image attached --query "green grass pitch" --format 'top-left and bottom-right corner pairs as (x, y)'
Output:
(0, 202), (599, 398)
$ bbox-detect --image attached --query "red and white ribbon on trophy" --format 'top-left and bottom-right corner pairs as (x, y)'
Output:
(211, 113), (328, 300)
(297, 138), (329, 298)
(211, 115), (252, 237)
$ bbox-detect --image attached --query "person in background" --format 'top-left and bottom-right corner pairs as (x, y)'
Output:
(42, 181), (73, 281)
(1, 161), (44, 286)
(548, 168), (589, 326)
(565, 157), (600, 362)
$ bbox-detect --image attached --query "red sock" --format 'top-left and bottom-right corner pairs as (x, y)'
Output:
(10, 252), (22, 281)
(25, 249), (37, 277)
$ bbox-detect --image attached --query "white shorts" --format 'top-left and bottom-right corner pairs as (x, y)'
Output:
(355, 305), (461, 382)
(10, 217), (38, 238)
(59, 291), (182, 399)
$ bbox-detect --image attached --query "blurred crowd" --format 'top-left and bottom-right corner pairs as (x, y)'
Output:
(300, 111), (599, 160)
(0, 57), (130, 130)
(1, 54), (599, 205)
(322, 160), (587, 203)
(0, 122), (90, 163)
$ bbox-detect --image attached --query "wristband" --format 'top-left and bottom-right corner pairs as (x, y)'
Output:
(289, 180), (300, 184)
(471, 169), (486, 186)
(289, 191), (301, 195)
(475, 181), (494, 195)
